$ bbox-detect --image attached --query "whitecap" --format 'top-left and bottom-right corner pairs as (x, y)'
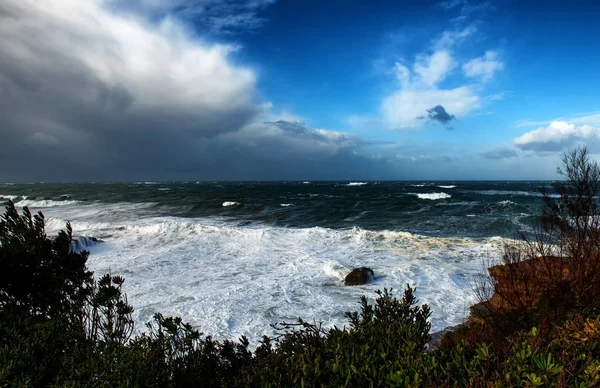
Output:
(38, 208), (508, 346)
(280, 203), (293, 207)
(438, 185), (456, 189)
(15, 199), (81, 207)
(346, 182), (367, 186)
(413, 193), (452, 200)
(222, 201), (240, 207)
(497, 200), (515, 206)
(471, 189), (558, 198)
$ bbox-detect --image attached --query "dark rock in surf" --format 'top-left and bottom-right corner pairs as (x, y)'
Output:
(70, 236), (104, 253)
(344, 267), (374, 286)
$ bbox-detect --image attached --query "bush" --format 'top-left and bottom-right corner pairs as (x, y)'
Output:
(0, 201), (93, 320)
(472, 147), (600, 340)
(241, 287), (431, 387)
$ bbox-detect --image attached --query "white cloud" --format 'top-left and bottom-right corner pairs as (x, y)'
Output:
(0, 0), (391, 181)
(383, 86), (479, 128)
(463, 51), (504, 82)
(377, 20), (501, 130)
(516, 112), (600, 129)
(434, 25), (476, 50)
(0, 0), (258, 141)
(514, 121), (600, 151)
(394, 63), (412, 86)
(570, 112), (600, 127)
(120, 0), (276, 34)
(439, 0), (465, 10)
(414, 50), (456, 86)
(380, 44), (481, 129)
(396, 154), (454, 163)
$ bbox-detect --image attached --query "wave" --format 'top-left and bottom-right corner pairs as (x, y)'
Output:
(70, 236), (102, 252)
(40, 211), (508, 344)
(437, 201), (479, 206)
(410, 184), (427, 187)
(15, 199), (81, 207)
(438, 185), (456, 189)
(346, 182), (367, 186)
(497, 200), (515, 206)
(280, 203), (293, 207)
(222, 201), (241, 207)
(302, 181), (311, 184)
(470, 189), (558, 198)
(158, 188), (171, 191)
(413, 192), (452, 200)
(0, 194), (19, 200)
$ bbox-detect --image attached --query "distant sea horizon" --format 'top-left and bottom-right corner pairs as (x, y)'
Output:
(0, 180), (554, 343)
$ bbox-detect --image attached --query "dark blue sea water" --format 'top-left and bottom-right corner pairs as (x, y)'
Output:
(0, 181), (548, 236)
(0, 181), (552, 342)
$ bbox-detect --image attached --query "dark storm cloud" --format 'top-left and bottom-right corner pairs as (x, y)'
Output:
(426, 105), (456, 125)
(0, 0), (392, 182)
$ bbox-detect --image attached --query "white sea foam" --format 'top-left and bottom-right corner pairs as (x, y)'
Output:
(346, 182), (367, 186)
(0, 195), (19, 200)
(280, 203), (293, 207)
(413, 192), (452, 200)
(15, 199), (81, 207)
(302, 181), (311, 184)
(438, 185), (456, 189)
(32, 200), (508, 346)
(472, 190), (559, 198)
(222, 201), (240, 207)
(497, 200), (515, 206)
(410, 184), (427, 187)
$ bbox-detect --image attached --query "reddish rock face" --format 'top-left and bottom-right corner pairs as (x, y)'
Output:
(344, 267), (374, 286)
(469, 255), (576, 325)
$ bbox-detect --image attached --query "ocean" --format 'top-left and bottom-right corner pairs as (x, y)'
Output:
(0, 181), (551, 342)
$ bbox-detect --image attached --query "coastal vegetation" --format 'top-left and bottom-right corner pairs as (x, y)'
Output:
(2, 147), (600, 387)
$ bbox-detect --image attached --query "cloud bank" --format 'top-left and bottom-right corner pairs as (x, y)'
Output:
(0, 0), (389, 181)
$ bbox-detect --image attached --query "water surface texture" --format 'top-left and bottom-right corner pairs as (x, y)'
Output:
(0, 181), (550, 342)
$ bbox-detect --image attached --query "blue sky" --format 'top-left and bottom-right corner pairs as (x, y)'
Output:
(240, 0), (599, 139)
(1, 0), (600, 181)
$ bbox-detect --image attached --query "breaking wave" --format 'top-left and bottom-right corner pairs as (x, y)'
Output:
(38, 209), (506, 344)
(15, 199), (81, 207)
(413, 193), (452, 200)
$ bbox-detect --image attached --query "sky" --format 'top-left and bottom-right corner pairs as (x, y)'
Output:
(1, 0), (600, 181)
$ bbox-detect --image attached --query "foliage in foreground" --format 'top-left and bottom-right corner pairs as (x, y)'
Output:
(2, 148), (600, 387)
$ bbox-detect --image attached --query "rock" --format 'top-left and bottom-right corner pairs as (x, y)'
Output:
(344, 267), (374, 286)
(428, 323), (466, 350)
(480, 255), (570, 316)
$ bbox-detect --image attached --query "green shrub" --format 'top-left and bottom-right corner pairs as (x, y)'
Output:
(0, 201), (93, 320)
